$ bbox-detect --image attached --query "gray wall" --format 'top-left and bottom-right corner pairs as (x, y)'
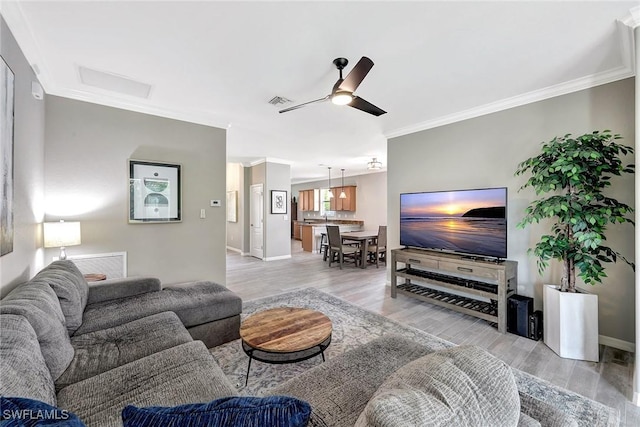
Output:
(265, 162), (291, 259)
(388, 78), (635, 344)
(44, 96), (227, 285)
(292, 171), (387, 230)
(0, 18), (46, 296)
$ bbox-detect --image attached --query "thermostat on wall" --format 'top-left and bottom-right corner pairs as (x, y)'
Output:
(210, 200), (221, 207)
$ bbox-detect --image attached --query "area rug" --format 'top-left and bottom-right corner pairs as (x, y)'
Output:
(210, 287), (619, 427)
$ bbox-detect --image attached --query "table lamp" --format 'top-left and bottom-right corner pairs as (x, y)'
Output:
(44, 220), (81, 260)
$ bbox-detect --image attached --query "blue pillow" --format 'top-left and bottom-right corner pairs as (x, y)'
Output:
(121, 396), (311, 427)
(0, 396), (85, 426)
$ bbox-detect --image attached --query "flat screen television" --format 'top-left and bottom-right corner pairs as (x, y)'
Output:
(400, 187), (507, 259)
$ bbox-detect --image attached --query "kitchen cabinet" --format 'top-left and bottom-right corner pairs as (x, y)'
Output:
(301, 223), (364, 252)
(293, 221), (302, 240)
(299, 189), (319, 211)
(301, 225), (315, 252)
(329, 186), (356, 211)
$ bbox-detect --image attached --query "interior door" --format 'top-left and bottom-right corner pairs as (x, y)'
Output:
(250, 184), (264, 259)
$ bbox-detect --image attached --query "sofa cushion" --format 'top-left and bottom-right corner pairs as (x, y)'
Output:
(87, 276), (161, 305)
(76, 281), (242, 335)
(56, 341), (237, 427)
(33, 260), (89, 335)
(0, 396), (86, 426)
(518, 412), (542, 427)
(55, 311), (194, 390)
(355, 345), (520, 427)
(0, 282), (74, 381)
(121, 396), (311, 427)
(518, 393), (578, 427)
(0, 314), (57, 406)
(268, 334), (438, 427)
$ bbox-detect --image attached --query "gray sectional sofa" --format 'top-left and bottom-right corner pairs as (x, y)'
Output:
(0, 260), (243, 426)
(1, 260), (616, 427)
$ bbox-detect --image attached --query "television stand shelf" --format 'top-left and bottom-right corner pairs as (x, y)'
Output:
(391, 248), (517, 333)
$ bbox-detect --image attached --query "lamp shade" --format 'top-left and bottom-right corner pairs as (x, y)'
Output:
(44, 221), (81, 248)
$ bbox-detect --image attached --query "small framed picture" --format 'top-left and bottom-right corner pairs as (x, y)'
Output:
(271, 190), (287, 214)
(129, 159), (181, 223)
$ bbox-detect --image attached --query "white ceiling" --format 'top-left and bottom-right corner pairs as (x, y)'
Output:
(1, 1), (637, 183)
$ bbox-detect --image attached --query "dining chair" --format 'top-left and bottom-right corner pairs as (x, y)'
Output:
(326, 225), (360, 269)
(367, 226), (387, 268)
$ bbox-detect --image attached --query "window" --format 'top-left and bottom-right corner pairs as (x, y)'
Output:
(319, 189), (335, 217)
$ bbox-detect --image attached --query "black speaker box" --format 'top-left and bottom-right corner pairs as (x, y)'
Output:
(528, 310), (543, 341)
(507, 295), (533, 338)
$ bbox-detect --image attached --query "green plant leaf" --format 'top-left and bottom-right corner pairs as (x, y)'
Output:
(515, 130), (634, 287)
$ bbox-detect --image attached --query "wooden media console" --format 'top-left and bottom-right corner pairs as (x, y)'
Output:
(391, 248), (517, 333)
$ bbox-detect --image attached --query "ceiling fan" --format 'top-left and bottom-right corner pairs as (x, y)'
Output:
(279, 56), (386, 116)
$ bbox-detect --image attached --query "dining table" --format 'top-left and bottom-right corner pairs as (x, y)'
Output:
(340, 230), (379, 269)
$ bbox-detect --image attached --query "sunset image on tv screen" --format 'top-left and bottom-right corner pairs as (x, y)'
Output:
(400, 188), (507, 258)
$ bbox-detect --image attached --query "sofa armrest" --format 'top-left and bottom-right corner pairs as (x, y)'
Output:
(87, 277), (161, 305)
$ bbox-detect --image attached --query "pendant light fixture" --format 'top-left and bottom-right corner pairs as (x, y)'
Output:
(339, 169), (347, 199)
(327, 167), (334, 198)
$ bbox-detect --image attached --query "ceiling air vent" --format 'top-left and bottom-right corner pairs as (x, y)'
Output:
(268, 96), (292, 106)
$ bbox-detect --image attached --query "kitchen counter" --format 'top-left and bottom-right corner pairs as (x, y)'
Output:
(301, 219), (364, 225)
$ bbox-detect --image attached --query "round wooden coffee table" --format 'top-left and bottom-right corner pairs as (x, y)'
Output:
(239, 307), (332, 386)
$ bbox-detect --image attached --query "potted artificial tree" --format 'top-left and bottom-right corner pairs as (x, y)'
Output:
(515, 130), (634, 361)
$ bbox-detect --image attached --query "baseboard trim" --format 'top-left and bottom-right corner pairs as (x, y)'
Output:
(226, 246), (242, 253)
(263, 255), (292, 261)
(599, 335), (635, 352)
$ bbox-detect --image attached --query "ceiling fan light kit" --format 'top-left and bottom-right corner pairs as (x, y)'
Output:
(332, 91), (353, 106)
(279, 56), (386, 116)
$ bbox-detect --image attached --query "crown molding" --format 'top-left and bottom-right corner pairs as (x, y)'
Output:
(50, 86), (228, 129)
(384, 64), (634, 139)
(1, 2), (228, 129)
(5, 1), (637, 142)
(620, 5), (640, 29)
(386, 9), (638, 140)
(244, 157), (293, 168)
(1, 1), (52, 88)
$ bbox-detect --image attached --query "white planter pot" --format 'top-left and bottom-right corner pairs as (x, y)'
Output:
(543, 284), (599, 362)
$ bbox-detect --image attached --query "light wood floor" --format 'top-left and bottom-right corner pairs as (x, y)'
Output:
(226, 240), (639, 426)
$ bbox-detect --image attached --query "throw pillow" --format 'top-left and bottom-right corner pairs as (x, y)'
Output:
(0, 396), (85, 426)
(355, 345), (520, 427)
(121, 396), (312, 427)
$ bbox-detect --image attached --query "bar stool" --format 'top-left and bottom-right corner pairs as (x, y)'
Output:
(320, 233), (329, 261)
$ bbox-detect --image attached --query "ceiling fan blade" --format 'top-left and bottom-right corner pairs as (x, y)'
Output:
(278, 95), (330, 113)
(349, 96), (387, 116)
(338, 56), (374, 93)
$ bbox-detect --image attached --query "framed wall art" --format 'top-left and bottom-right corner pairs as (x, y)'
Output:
(129, 160), (181, 223)
(1, 56), (15, 256)
(270, 190), (287, 214)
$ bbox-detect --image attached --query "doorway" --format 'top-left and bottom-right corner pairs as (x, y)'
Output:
(250, 183), (264, 259)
